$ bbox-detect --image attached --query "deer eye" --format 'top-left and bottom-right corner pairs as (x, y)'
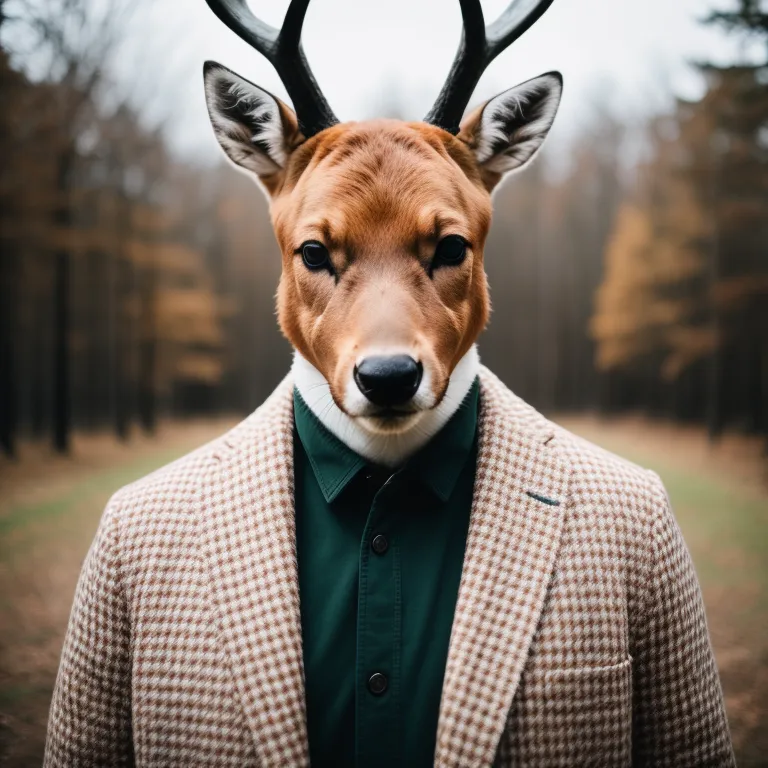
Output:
(433, 235), (468, 268)
(300, 241), (331, 272)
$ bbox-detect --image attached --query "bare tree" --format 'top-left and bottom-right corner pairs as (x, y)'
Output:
(2, 0), (137, 452)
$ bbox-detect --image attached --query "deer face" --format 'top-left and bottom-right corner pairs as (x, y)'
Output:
(273, 119), (492, 435)
(203, 0), (562, 438)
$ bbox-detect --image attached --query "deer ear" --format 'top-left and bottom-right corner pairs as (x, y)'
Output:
(203, 61), (302, 194)
(459, 72), (563, 191)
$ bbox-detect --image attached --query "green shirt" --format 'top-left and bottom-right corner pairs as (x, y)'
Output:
(293, 380), (479, 768)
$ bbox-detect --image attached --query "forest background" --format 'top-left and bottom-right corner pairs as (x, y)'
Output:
(0, 0), (767, 764)
(0, 0), (766, 448)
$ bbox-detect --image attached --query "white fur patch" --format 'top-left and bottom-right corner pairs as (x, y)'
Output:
(204, 64), (287, 178)
(292, 345), (481, 467)
(475, 73), (562, 175)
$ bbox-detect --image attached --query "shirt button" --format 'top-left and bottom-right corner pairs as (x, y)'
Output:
(371, 534), (389, 555)
(367, 672), (388, 696)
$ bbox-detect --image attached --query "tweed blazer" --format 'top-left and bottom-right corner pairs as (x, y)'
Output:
(45, 367), (734, 767)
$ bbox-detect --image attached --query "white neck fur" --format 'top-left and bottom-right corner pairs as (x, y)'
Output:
(292, 345), (480, 468)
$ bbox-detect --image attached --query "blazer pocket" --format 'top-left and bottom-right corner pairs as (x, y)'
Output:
(509, 659), (633, 766)
(541, 657), (632, 710)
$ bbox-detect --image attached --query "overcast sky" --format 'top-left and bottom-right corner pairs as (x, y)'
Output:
(116, 0), (760, 160)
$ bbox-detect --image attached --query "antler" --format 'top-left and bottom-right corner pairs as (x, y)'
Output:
(204, 0), (338, 138)
(425, 0), (557, 134)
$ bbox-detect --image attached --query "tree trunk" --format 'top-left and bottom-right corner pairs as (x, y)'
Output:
(111, 252), (129, 441)
(0, 247), (17, 457)
(52, 149), (75, 454)
(52, 248), (70, 452)
(707, 152), (723, 440)
(137, 263), (156, 434)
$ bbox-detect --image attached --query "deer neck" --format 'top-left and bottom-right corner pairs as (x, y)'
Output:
(292, 345), (480, 468)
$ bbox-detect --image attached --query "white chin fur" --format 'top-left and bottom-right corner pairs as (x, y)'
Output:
(291, 346), (480, 468)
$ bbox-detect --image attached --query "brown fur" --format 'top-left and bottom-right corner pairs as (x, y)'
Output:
(265, 115), (495, 412)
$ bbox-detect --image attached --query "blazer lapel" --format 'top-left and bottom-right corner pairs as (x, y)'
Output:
(198, 377), (309, 767)
(435, 368), (571, 768)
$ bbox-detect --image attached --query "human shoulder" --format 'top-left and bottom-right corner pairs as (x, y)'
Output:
(104, 376), (295, 545)
(478, 366), (668, 527)
(537, 414), (676, 601)
(548, 421), (667, 518)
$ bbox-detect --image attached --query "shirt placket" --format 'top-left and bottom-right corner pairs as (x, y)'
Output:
(355, 471), (403, 768)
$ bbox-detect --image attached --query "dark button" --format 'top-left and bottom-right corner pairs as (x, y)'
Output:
(367, 672), (388, 696)
(371, 534), (389, 555)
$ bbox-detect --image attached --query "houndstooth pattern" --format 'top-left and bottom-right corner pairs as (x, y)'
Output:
(45, 368), (734, 767)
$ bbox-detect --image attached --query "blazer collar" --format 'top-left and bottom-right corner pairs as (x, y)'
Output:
(198, 375), (310, 767)
(199, 368), (569, 768)
(294, 379), (480, 505)
(434, 367), (571, 768)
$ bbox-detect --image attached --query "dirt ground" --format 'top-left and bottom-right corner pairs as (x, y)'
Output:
(1, 416), (766, 766)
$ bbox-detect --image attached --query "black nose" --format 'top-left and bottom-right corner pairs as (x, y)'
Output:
(354, 355), (423, 408)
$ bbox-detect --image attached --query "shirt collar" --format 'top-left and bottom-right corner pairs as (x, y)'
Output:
(293, 378), (479, 504)
(405, 378), (479, 502)
(293, 390), (367, 503)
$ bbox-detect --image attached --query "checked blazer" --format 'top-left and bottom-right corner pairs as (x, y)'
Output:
(45, 367), (734, 767)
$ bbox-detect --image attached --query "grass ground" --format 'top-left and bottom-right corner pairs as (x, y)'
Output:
(0, 416), (766, 766)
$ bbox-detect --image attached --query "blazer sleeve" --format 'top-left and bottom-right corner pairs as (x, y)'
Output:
(631, 471), (735, 767)
(44, 494), (134, 767)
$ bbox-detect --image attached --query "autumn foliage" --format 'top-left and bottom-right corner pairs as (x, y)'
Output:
(593, 63), (768, 434)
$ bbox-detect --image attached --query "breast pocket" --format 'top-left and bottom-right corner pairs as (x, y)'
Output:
(504, 658), (633, 767)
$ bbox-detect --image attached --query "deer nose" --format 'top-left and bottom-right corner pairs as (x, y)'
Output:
(354, 355), (423, 408)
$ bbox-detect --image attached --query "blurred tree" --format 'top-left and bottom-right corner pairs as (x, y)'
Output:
(592, 65), (768, 436)
(483, 106), (625, 414)
(2, 0), (135, 452)
(0, 49), (23, 456)
(705, 0), (768, 60)
(1, 3), (278, 455)
(704, 0), (768, 438)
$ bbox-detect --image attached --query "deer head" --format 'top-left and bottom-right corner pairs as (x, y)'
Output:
(203, 0), (563, 464)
